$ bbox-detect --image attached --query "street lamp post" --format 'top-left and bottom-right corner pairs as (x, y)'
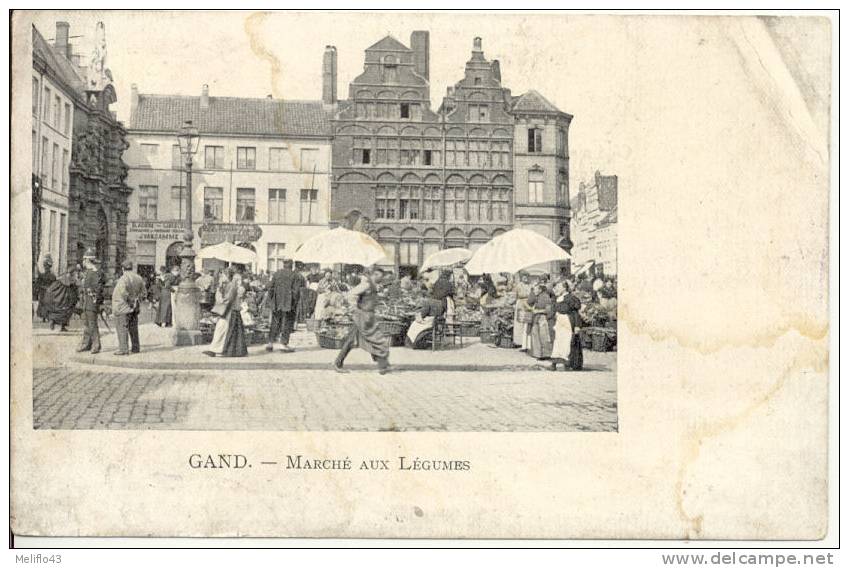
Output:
(172, 120), (203, 346)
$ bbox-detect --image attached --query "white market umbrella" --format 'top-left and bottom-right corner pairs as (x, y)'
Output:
(464, 228), (570, 275)
(197, 241), (257, 265)
(420, 247), (472, 272)
(293, 227), (387, 266)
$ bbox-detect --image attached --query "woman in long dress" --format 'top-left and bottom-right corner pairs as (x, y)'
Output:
(549, 281), (584, 371)
(40, 270), (79, 331)
(203, 268), (248, 358)
(512, 273), (532, 349)
(526, 282), (554, 359)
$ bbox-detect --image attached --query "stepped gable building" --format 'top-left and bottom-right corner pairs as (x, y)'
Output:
(330, 32), (573, 276)
(32, 21), (131, 275)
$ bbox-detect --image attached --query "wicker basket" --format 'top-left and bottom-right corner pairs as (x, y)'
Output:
(199, 321), (215, 344)
(305, 318), (320, 332)
(316, 331), (346, 349)
(457, 321), (480, 337)
(496, 334), (515, 349)
(378, 319), (407, 336)
(250, 327), (268, 345)
(480, 330), (496, 344)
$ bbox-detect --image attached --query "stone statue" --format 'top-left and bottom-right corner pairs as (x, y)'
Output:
(87, 22), (111, 92)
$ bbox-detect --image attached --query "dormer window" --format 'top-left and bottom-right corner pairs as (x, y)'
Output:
(382, 55), (399, 83)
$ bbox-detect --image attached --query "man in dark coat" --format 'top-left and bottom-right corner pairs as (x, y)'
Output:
(76, 249), (104, 354)
(265, 258), (303, 352)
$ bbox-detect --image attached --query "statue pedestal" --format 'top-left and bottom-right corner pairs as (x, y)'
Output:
(171, 280), (204, 347)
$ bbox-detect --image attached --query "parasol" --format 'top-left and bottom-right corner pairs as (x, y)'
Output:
(197, 242), (257, 265)
(420, 248), (472, 272)
(293, 227), (387, 266)
(464, 228), (570, 275)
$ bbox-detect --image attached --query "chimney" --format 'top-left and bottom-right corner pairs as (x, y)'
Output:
(201, 84), (209, 109)
(130, 84), (139, 116)
(473, 37), (483, 52)
(55, 22), (70, 59)
(322, 46), (337, 104)
(491, 60), (501, 82)
(410, 30), (430, 80)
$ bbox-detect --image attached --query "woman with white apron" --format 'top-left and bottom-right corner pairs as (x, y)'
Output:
(204, 271), (233, 356)
(549, 281), (584, 371)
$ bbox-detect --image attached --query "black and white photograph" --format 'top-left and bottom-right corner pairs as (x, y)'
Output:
(28, 12), (618, 433)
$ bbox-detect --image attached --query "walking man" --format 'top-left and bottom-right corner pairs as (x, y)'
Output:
(76, 248), (104, 354)
(266, 258), (303, 352)
(112, 260), (147, 356)
(334, 268), (391, 374)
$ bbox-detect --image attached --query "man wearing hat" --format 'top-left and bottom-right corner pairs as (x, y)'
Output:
(112, 259), (147, 355)
(76, 248), (104, 354)
(265, 257), (303, 352)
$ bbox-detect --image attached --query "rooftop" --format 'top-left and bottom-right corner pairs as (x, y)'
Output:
(129, 93), (333, 138)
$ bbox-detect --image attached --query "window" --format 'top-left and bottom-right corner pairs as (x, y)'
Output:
(299, 189), (318, 223)
(375, 187), (395, 220)
(42, 87), (50, 121)
(469, 104), (489, 122)
(353, 137), (371, 165)
(528, 169), (544, 203)
(400, 103), (410, 119)
(236, 188), (256, 221)
(300, 148), (319, 172)
(51, 143), (59, 188)
(267, 243), (287, 272)
(474, 77), (482, 85)
(236, 147), (256, 170)
(40, 137), (48, 180)
(62, 150), (69, 193)
(557, 128), (567, 157)
(171, 186), (187, 219)
(204, 146), (225, 169)
(171, 145), (183, 169)
(53, 95), (61, 128)
(376, 137), (398, 165)
(138, 186), (159, 220)
(204, 187), (224, 221)
(269, 147), (288, 171)
(558, 173), (567, 204)
(48, 210), (57, 254)
(424, 139), (441, 166)
(58, 213), (66, 270)
(492, 141), (510, 168)
(139, 143), (159, 166)
(268, 188), (287, 223)
(528, 127), (543, 153)
(32, 79), (39, 116)
(446, 140), (465, 166)
(32, 130), (37, 171)
(64, 103), (71, 135)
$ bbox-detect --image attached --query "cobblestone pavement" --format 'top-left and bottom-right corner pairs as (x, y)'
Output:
(32, 327), (618, 432)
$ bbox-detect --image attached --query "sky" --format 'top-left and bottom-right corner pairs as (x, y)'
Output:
(27, 10), (652, 186)
(26, 14), (830, 210)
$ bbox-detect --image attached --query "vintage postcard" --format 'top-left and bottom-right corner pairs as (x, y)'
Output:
(10, 10), (832, 540)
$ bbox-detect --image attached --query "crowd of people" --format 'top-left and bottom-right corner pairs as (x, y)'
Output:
(33, 251), (617, 373)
